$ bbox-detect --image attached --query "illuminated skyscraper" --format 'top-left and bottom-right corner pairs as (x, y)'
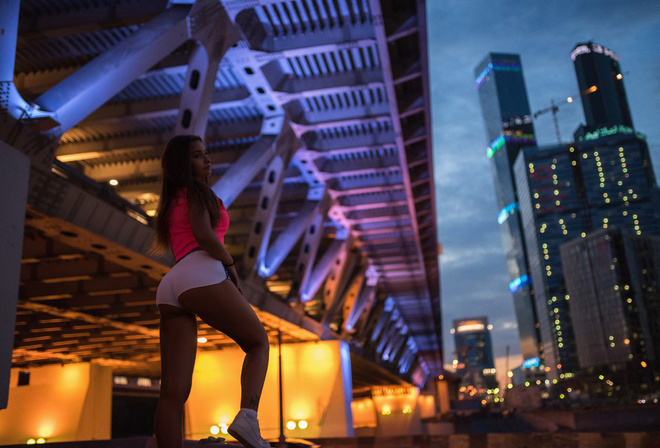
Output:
(452, 317), (497, 392)
(561, 228), (660, 366)
(571, 42), (633, 129)
(560, 228), (660, 398)
(513, 143), (581, 378)
(511, 44), (660, 382)
(474, 53), (544, 379)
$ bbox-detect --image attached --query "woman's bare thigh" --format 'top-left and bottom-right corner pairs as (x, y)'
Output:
(178, 281), (268, 351)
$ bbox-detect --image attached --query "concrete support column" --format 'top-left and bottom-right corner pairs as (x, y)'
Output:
(187, 340), (353, 439)
(0, 142), (30, 409)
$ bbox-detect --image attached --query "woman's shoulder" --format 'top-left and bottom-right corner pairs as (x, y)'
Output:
(172, 188), (189, 207)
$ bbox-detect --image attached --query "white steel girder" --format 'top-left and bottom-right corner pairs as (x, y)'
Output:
(260, 189), (327, 277)
(32, 5), (191, 135)
(300, 230), (349, 304)
(286, 211), (326, 304)
(242, 126), (299, 273)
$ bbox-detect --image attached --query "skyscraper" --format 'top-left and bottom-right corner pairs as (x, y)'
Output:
(560, 228), (660, 398)
(452, 317), (497, 393)
(511, 42), (660, 383)
(513, 124), (660, 381)
(478, 44), (660, 388)
(571, 42), (633, 130)
(474, 54), (544, 379)
(513, 143), (581, 378)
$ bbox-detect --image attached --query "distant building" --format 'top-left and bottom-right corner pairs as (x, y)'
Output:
(513, 126), (660, 382)
(560, 227), (660, 397)
(452, 317), (498, 395)
(477, 42), (660, 389)
(571, 42), (633, 130)
(513, 143), (582, 378)
(476, 43), (660, 398)
(474, 53), (544, 379)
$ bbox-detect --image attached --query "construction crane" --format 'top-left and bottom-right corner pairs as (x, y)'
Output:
(533, 96), (576, 144)
(533, 71), (627, 144)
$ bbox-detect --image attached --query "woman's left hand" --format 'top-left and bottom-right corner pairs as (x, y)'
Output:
(226, 265), (244, 295)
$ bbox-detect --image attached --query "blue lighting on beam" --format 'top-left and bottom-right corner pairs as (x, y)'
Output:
(509, 274), (531, 294)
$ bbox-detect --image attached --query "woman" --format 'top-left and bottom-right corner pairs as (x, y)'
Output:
(153, 135), (270, 448)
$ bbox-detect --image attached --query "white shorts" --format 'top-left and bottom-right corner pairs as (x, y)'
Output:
(156, 250), (230, 309)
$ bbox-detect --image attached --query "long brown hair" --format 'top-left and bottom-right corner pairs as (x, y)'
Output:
(152, 135), (220, 253)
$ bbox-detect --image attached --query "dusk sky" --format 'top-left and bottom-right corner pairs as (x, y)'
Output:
(426, 0), (660, 383)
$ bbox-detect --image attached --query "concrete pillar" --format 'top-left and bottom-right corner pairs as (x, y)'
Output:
(0, 142), (30, 409)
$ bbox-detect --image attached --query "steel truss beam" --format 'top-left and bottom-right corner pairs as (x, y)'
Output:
(344, 272), (378, 333)
(17, 1), (170, 39)
(18, 300), (159, 338)
(5, 0), (442, 386)
(260, 189), (327, 277)
(242, 128), (300, 273)
(32, 5), (192, 135)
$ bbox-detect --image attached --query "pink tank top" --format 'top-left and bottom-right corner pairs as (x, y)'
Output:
(169, 190), (230, 261)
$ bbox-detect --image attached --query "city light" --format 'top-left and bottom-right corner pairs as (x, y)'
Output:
(509, 275), (530, 294)
(456, 322), (485, 333)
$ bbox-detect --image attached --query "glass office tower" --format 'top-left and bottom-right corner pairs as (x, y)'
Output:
(561, 228), (660, 399)
(474, 54), (544, 378)
(514, 144), (584, 378)
(571, 42), (633, 129)
(452, 318), (498, 393)
(561, 228), (660, 368)
(513, 124), (660, 381)
(480, 43), (660, 388)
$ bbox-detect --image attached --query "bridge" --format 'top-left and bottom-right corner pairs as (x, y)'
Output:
(1, 0), (441, 395)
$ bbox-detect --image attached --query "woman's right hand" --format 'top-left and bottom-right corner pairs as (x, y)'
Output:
(226, 265), (243, 295)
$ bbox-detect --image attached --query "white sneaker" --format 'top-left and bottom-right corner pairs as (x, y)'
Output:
(228, 409), (271, 448)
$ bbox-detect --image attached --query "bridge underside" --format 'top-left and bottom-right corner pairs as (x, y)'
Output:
(2, 0), (442, 388)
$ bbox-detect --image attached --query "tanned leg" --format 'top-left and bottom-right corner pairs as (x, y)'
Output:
(154, 305), (198, 448)
(178, 280), (269, 411)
